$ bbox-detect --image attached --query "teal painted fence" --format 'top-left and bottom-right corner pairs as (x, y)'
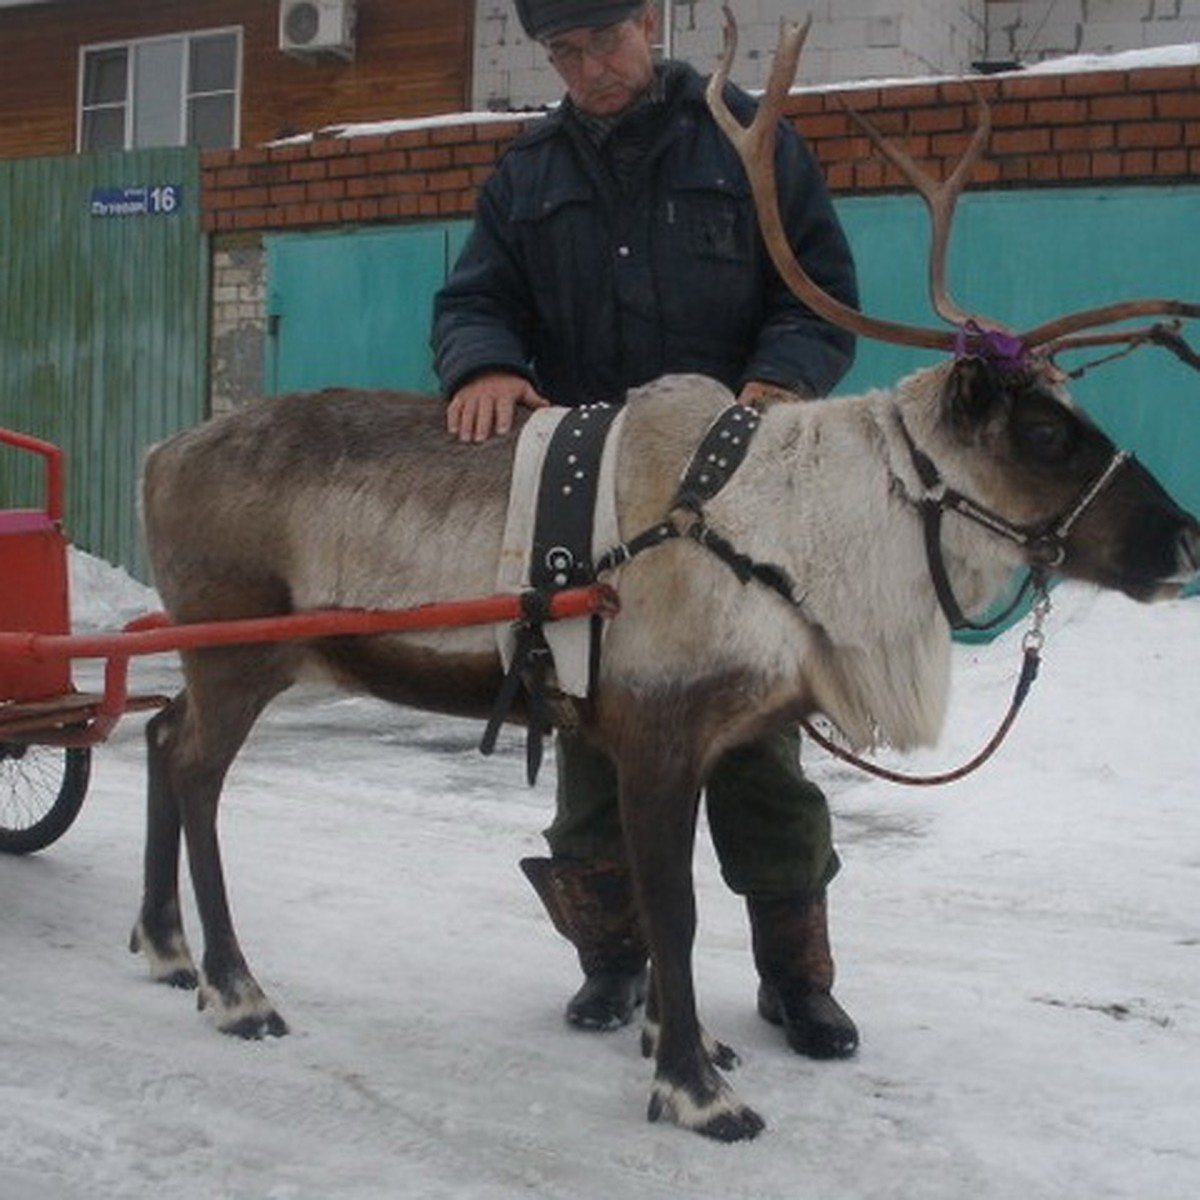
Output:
(265, 221), (471, 396)
(0, 148), (208, 580)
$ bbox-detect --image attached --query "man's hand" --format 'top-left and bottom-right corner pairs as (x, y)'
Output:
(737, 380), (812, 407)
(447, 371), (551, 442)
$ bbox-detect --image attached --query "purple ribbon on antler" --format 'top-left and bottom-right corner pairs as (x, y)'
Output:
(954, 320), (1032, 372)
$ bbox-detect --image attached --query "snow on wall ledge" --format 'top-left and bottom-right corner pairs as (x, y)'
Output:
(200, 45), (1200, 235)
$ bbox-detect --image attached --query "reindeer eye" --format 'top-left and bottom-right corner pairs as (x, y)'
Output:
(1014, 413), (1075, 463)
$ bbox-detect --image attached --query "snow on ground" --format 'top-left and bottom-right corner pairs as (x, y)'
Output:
(2, 552), (1199, 1199)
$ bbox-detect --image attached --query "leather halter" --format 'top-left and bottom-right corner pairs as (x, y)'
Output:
(898, 419), (1130, 631)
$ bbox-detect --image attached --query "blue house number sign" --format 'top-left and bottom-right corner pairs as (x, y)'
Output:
(89, 184), (183, 217)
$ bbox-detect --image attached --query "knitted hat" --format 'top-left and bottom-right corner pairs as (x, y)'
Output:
(514, 0), (645, 40)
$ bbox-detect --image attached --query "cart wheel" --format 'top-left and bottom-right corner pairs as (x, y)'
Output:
(0, 742), (92, 855)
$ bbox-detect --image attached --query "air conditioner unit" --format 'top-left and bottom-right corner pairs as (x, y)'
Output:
(279, 0), (356, 60)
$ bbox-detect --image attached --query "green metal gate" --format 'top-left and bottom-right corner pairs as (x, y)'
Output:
(265, 221), (470, 395)
(0, 147), (208, 580)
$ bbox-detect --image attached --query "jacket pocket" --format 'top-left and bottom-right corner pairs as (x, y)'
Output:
(664, 170), (753, 265)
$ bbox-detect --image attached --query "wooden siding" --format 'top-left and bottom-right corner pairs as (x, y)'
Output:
(0, 0), (473, 161)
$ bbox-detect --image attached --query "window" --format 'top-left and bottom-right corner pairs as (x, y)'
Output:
(79, 29), (241, 153)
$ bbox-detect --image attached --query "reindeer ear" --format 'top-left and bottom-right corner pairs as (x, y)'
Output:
(944, 357), (1005, 427)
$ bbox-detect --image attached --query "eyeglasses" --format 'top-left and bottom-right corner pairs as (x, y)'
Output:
(544, 23), (628, 71)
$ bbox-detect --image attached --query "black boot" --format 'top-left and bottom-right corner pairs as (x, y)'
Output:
(520, 857), (649, 1031)
(747, 891), (859, 1060)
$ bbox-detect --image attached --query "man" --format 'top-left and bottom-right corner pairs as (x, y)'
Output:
(432, 0), (860, 1060)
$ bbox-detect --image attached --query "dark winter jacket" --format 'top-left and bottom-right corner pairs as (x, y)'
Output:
(432, 63), (858, 407)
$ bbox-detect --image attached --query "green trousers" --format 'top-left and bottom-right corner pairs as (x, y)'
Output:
(544, 725), (839, 896)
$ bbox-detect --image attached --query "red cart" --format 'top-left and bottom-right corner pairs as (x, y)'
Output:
(0, 426), (615, 854)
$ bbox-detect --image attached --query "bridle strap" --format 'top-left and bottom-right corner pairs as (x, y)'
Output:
(900, 421), (1130, 631)
(800, 580), (1053, 787)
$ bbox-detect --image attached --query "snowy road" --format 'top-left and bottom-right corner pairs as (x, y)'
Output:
(2, 561), (1199, 1198)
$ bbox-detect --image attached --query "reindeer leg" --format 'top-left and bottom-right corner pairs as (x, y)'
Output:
(618, 731), (764, 1142)
(138, 645), (295, 1038)
(130, 692), (199, 988)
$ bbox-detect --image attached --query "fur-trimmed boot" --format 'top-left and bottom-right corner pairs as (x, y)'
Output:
(747, 891), (859, 1059)
(520, 856), (649, 1031)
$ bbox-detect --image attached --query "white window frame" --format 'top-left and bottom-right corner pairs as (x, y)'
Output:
(77, 26), (243, 153)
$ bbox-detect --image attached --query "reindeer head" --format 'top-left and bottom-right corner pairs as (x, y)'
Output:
(709, 7), (1200, 609)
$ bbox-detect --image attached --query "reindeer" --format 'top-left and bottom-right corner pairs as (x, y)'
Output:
(130, 13), (1200, 1141)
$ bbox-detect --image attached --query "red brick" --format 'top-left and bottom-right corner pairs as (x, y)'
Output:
(409, 146), (454, 170)
(327, 154), (369, 178)
(1117, 121), (1183, 149)
(1058, 151), (1091, 180)
(267, 142), (309, 162)
(308, 136), (351, 157)
(1089, 94), (1155, 122)
(342, 134), (389, 155)
(910, 106), (964, 134)
(287, 159), (328, 182)
(801, 111), (854, 139)
(1000, 74), (1064, 100)
(385, 128), (431, 150)
(214, 165), (253, 188)
(1127, 65), (1197, 93)
(1028, 155), (1061, 182)
(1028, 97), (1088, 125)
(474, 120), (528, 141)
(784, 92), (825, 117)
(267, 183), (306, 205)
(1121, 149), (1155, 176)
(824, 162), (854, 192)
(346, 176), (387, 199)
(421, 168), (466, 193)
(453, 142), (502, 167)
(1155, 91), (1200, 119)
(384, 171), (428, 194)
(307, 179), (346, 202)
(1155, 148), (1189, 176)
(1063, 71), (1126, 97)
(431, 124), (476, 146)
(1052, 123), (1115, 151)
(843, 85), (886, 112)
(231, 186), (269, 208)
(991, 127), (1052, 155)
(879, 83), (939, 110)
(989, 99), (1028, 128)
(249, 162), (290, 186)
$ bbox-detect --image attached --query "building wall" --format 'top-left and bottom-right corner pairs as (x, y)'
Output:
(986, 0), (1200, 65)
(473, 0), (1200, 110)
(0, 0), (472, 160)
(203, 51), (1200, 416)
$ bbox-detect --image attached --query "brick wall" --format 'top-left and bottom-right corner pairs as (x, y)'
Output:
(201, 60), (1200, 235)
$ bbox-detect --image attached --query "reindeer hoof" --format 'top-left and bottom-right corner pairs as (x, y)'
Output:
(219, 1010), (290, 1040)
(199, 975), (288, 1039)
(130, 919), (199, 989)
(646, 1080), (765, 1142)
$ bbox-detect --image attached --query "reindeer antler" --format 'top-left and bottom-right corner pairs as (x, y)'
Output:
(708, 6), (1200, 362)
(706, 9), (957, 353)
(834, 88), (990, 328)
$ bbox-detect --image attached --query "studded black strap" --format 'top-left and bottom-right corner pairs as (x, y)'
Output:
(675, 404), (763, 512)
(530, 403), (623, 591)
